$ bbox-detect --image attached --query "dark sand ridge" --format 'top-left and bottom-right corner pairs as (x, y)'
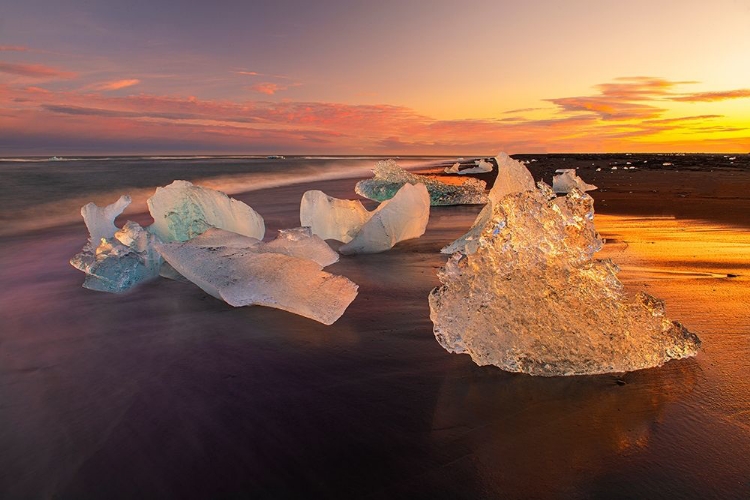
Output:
(0, 162), (749, 498)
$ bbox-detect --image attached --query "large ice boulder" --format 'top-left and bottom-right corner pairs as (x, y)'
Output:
(340, 183), (430, 255)
(355, 159), (487, 206)
(429, 160), (700, 376)
(156, 228), (357, 325)
(552, 169), (597, 194)
(300, 190), (372, 243)
(147, 180), (264, 242)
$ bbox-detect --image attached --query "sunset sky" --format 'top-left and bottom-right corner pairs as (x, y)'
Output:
(1, 0), (749, 155)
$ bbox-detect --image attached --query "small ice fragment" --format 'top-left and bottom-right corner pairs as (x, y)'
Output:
(444, 162), (461, 174)
(596, 167), (602, 172)
(300, 190), (372, 243)
(156, 230), (357, 325)
(355, 159), (487, 206)
(340, 183), (430, 255)
(456, 159), (493, 174)
(81, 195), (131, 246)
(71, 220), (162, 293)
(430, 161), (701, 376)
(663, 162), (673, 166)
(147, 180), (264, 242)
(552, 169), (597, 194)
(611, 166), (618, 170)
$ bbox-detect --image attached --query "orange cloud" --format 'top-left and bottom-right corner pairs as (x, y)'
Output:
(0, 62), (76, 79)
(89, 79), (141, 91)
(670, 89), (750, 102)
(0, 46), (31, 52)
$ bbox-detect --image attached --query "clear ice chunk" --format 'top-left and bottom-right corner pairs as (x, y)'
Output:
(81, 195), (131, 246)
(147, 180), (265, 242)
(340, 183), (430, 255)
(71, 220), (162, 293)
(156, 229), (358, 325)
(430, 162), (700, 376)
(300, 190), (372, 243)
(355, 159), (487, 206)
(553, 169), (598, 194)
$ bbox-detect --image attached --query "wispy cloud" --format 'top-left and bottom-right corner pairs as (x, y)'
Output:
(0, 46), (31, 52)
(670, 89), (750, 102)
(0, 62), (76, 79)
(88, 79), (141, 91)
(1, 76), (748, 154)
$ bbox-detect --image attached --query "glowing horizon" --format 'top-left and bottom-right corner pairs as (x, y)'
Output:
(1, 1), (748, 155)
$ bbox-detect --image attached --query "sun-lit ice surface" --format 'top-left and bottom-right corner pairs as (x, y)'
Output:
(340, 183), (430, 255)
(355, 159), (487, 206)
(147, 180), (265, 242)
(156, 228), (357, 325)
(71, 199), (162, 293)
(457, 158), (494, 175)
(430, 155), (700, 376)
(300, 190), (372, 243)
(552, 169), (598, 194)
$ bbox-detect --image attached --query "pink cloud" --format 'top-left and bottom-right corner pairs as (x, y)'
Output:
(249, 82), (285, 95)
(0, 62), (76, 79)
(89, 79), (141, 91)
(0, 46), (31, 52)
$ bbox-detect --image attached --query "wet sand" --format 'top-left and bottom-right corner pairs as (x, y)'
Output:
(1, 163), (749, 498)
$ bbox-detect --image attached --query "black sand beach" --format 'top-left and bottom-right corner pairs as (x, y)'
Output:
(1, 156), (749, 499)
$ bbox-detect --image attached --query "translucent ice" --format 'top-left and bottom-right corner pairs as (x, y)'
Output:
(355, 159), (487, 206)
(340, 183), (430, 255)
(300, 190), (372, 243)
(147, 180), (264, 242)
(442, 153), (535, 255)
(457, 159), (494, 175)
(81, 195), (131, 246)
(156, 229), (357, 325)
(552, 169), (597, 194)
(430, 164), (700, 376)
(71, 220), (162, 293)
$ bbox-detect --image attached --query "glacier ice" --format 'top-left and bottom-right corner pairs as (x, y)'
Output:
(300, 190), (372, 243)
(355, 159), (487, 206)
(258, 227), (339, 267)
(147, 180), (265, 242)
(71, 219), (162, 293)
(81, 194), (131, 246)
(430, 158), (700, 376)
(340, 183), (430, 255)
(156, 229), (357, 325)
(457, 158), (494, 175)
(552, 169), (598, 194)
(444, 162), (461, 174)
(442, 153), (535, 255)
